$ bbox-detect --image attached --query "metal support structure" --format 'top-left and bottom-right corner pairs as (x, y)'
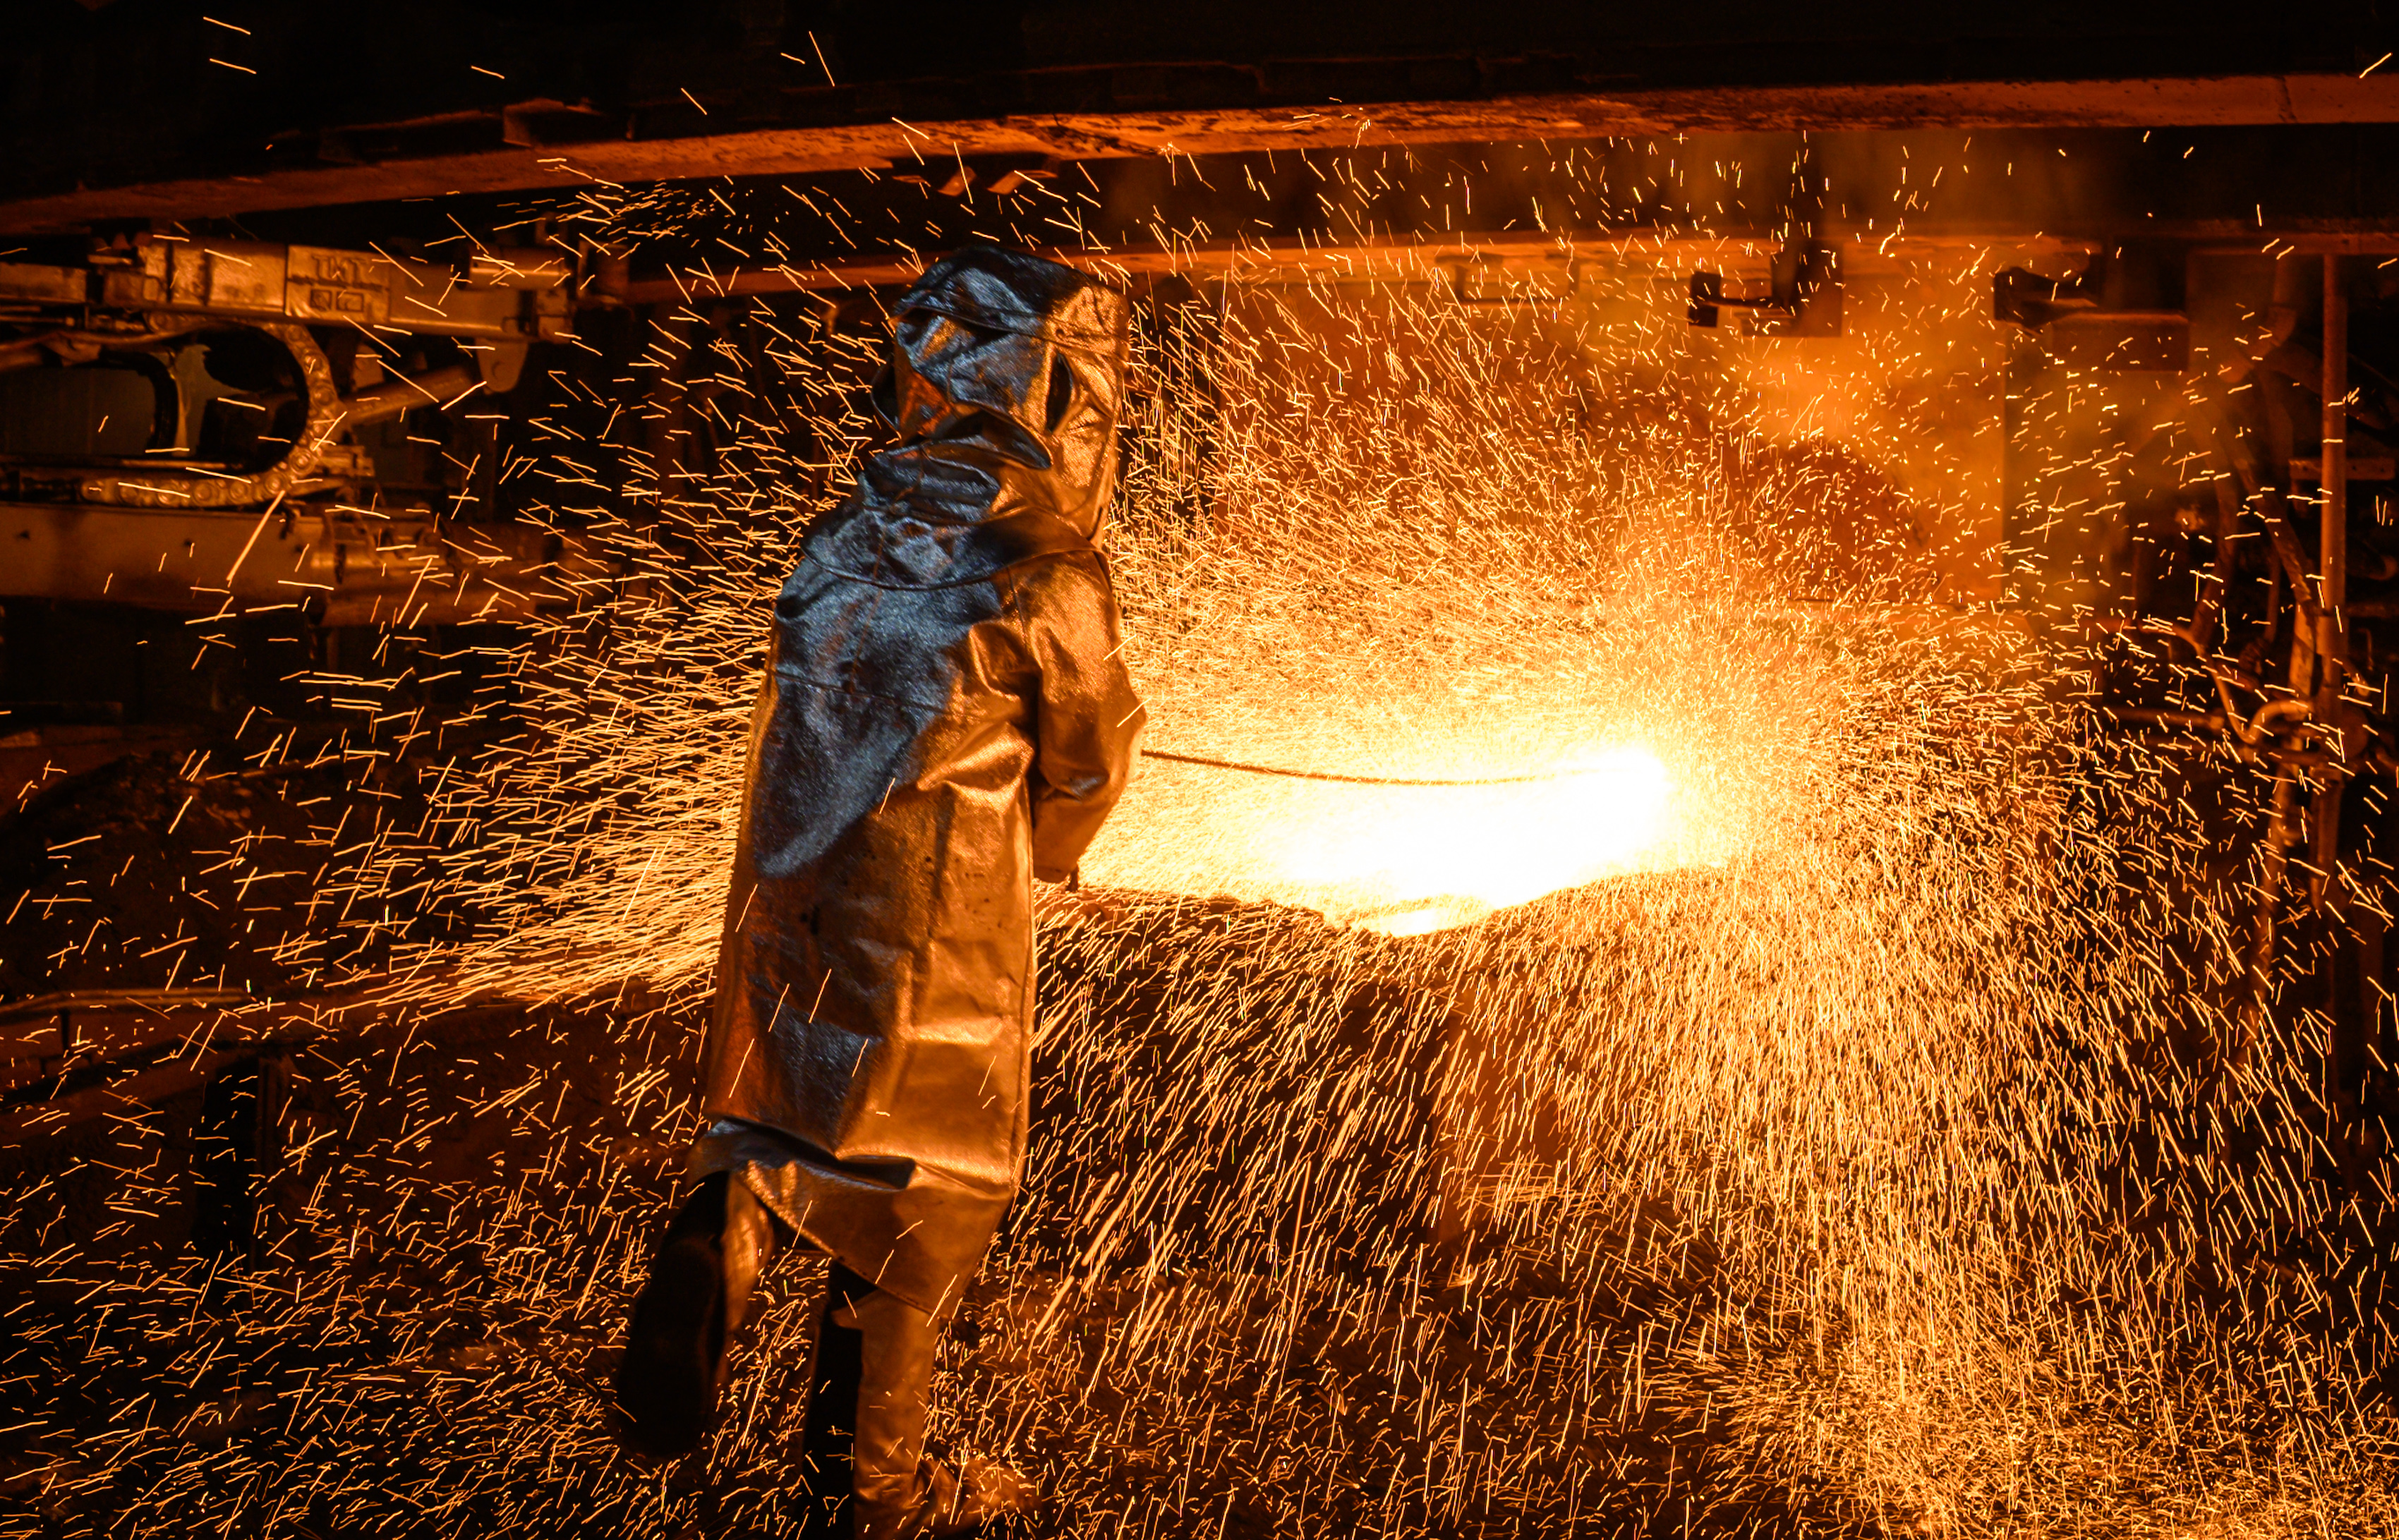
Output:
(19, 71), (2399, 236)
(2324, 255), (2350, 689)
(2315, 255), (2365, 1137)
(2314, 259), (2352, 904)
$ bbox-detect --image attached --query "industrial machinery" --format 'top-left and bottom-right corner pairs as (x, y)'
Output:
(0, 234), (597, 622)
(14, 6), (2399, 1534)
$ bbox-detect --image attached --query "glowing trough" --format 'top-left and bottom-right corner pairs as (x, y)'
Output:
(1274, 748), (1676, 934)
(1084, 743), (1702, 934)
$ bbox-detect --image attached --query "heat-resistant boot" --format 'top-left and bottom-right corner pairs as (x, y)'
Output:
(796, 1266), (868, 1538)
(843, 1286), (1039, 1539)
(614, 1172), (779, 1455)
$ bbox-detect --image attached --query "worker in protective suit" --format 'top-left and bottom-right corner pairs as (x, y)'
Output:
(615, 245), (1145, 1538)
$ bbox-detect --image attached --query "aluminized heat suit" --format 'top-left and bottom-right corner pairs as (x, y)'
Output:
(691, 247), (1145, 1324)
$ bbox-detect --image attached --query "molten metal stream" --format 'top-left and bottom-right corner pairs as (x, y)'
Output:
(1084, 744), (1705, 933)
(1274, 746), (1676, 933)
(1116, 745), (1685, 932)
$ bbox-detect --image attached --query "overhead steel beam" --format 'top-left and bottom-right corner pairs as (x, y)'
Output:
(11, 75), (2399, 235)
(615, 228), (2399, 305)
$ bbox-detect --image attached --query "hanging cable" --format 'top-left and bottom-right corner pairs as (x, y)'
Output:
(1137, 748), (1580, 788)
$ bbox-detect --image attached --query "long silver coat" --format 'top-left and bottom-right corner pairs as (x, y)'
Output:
(691, 248), (1144, 1319)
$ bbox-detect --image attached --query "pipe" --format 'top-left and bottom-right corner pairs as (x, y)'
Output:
(342, 364), (478, 428)
(2323, 253), (2349, 687)
(466, 248), (572, 291)
(2241, 696), (2316, 746)
(0, 499), (608, 622)
(2316, 254), (2351, 910)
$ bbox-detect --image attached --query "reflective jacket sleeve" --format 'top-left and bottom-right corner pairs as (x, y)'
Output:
(1023, 559), (1145, 884)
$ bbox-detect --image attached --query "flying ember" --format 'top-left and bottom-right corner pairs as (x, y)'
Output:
(9, 74), (2399, 1540)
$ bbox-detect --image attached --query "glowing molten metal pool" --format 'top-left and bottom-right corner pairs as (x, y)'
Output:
(1275, 748), (1676, 934)
(1087, 743), (1706, 934)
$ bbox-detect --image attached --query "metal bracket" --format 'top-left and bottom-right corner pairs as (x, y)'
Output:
(1688, 240), (1842, 337)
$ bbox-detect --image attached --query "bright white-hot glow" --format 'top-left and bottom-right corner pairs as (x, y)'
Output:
(1271, 747), (1674, 933)
(1081, 741), (1730, 933)
(17, 140), (2385, 1540)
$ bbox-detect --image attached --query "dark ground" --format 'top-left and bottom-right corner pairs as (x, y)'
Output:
(0, 744), (1859, 1539)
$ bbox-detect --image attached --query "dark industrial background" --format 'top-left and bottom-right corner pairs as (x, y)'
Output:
(11, 3), (2399, 1536)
